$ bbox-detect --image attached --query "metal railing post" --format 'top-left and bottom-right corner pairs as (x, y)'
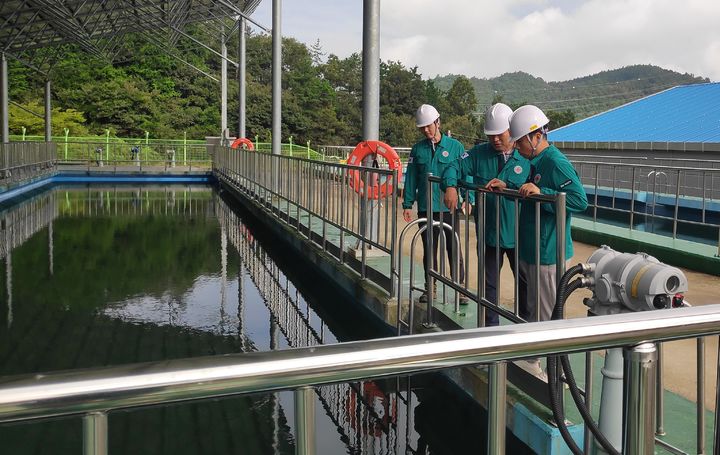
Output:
(714, 334), (720, 455)
(698, 337), (706, 455)
(487, 362), (507, 455)
(656, 343), (665, 435)
(623, 342), (657, 455)
(294, 386), (316, 455)
(425, 172), (434, 324)
(83, 412), (108, 455)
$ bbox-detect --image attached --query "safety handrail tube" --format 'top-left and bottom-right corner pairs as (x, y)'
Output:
(2, 305), (720, 423)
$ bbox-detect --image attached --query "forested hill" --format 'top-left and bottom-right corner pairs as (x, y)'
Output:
(7, 25), (710, 148)
(432, 65), (708, 120)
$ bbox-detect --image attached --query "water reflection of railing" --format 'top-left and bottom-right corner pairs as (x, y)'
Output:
(58, 187), (217, 219)
(0, 189), (58, 260)
(218, 199), (405, 454)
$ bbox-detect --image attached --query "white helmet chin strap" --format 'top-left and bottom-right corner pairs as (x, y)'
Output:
(526, 133), (538, 159)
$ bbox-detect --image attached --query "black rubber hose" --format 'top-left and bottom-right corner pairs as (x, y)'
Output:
(551, 274), (622, 455)
(547, 355), (583, 454)
(546, 265), (585, 454)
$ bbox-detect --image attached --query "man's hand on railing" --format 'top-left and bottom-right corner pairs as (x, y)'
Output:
(519, 182), (541, 197)
(485, 178), (507, 192)
(402, 209), (413, 223)
(444, 186), (458, 211)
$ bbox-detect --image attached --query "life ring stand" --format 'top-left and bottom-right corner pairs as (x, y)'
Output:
(231, 137), (255, 150)
(347, 140), (402, 199)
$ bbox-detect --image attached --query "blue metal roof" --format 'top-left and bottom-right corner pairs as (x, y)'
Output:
(548, 82), (720, 143)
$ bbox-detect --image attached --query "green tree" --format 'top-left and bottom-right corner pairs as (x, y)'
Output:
(547, 110), (576, 130)
(9, 101), (88, 136)
(445, 75), (478, 116)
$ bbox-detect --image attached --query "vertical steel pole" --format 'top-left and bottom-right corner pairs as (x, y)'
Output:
(271, 0), (282, 156)
(295, 387), (316, 455)
(238, 18), (246, 138)
(623, 342), (657, 455)
(361, 0), (380, 248)
(656, 343), (665, 435)
(83, 412), (108, 455)
(487, 362), (507, 455)
(362, 0), (380, 141)
(1, 53), (8, 143)
(698, 337), (706, 454)
(714, 335), (720, 455)
(555, 192), (567, 290)
(221, 27), (228, 141)
(44, 80), (51, 141)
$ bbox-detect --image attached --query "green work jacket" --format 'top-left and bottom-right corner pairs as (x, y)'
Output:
(518, 144), (588, 265)
(402, 134), (465, 213)
(443, 143), (530, 248)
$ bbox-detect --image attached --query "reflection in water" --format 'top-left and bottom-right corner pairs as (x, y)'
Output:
(0, 185), (525, 454)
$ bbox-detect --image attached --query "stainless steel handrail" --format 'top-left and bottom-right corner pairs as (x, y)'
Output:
(2, 305), (720, 422)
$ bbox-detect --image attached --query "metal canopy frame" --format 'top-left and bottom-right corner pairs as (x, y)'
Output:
(0, 0), (264, 69)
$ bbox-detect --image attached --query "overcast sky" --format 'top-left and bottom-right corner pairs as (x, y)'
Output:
(252, 0), (720, 83)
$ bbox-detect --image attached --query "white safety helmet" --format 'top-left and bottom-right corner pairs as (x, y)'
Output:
(415, 104), (440, 128)
(483, 103), (513, 135)
(509, 105), (550, 142)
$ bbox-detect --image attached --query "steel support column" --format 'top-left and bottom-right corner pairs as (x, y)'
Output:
(362, 0), (380, 141)
(1, 53), (8, 143)
(271, 0), (282, 155)
(238, 17), (246, 138)
(44, 80), (51, 141)
(623, 342), (657, 455)
(221, 27), (228, 142)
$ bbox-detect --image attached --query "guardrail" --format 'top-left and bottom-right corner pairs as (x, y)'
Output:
(0, 141), (56, 187)
(572, 160), (720, 251)
(55, 141), (211, 171)
(213, 146), (399, 295)
(2, 305), (720, 454)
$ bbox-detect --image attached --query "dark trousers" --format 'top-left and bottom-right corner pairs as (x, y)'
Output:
(483, 245), (526, 326)
(418, 211), (465, 286)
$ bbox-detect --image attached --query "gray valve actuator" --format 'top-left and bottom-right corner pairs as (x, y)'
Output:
(584, 245), (688, 316)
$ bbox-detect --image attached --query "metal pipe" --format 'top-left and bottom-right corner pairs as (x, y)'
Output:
(656, 343), (665, 435)
(673, 170), (682, 238)
(44, 80), (51, 141)
(271, 0), (282, 156)
(2, 305), (720, 423)
(555, 192), (567, 292)
(221, 26), (228, 141)
(361, 0), (380, 141)
(629, 166), (636, 230)
(1, 53), (8, 143)
(698, 337), (706, 454)
(623, 342), (657, 455)
(487, 362), (507, 454)
(238, 17), (246, 138)
(425, 173), (434, 323)
(83, 412), (108, 455)
(714, 335), (720, 455)
(294, 387), (316, 455)
(584, 351), (594, 454)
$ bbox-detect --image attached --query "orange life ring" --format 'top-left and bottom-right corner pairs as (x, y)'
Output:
(231, 137), (255, 150)
(347, 140), (402, 199)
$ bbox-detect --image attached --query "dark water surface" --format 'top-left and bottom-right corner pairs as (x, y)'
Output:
(0, 185), (531, 454)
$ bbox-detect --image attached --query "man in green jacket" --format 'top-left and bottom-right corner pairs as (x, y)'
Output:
(403, 104), (467, 304)
(444, 103), (530, 325)
(510, 105), (588, 323)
